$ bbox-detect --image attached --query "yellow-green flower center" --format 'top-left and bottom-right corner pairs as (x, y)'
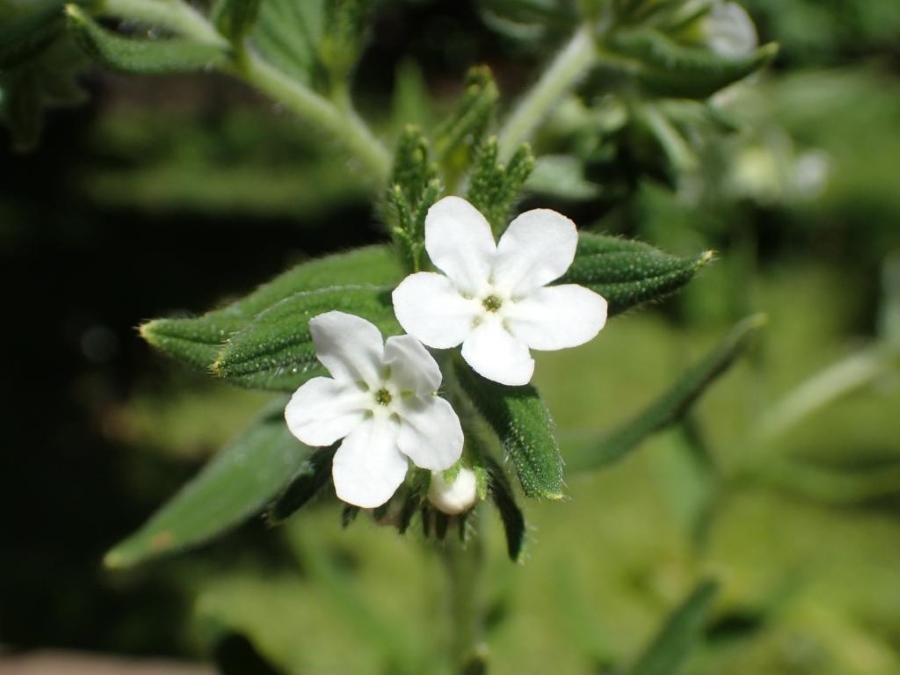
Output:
(482, 294), (503, 313)
(374, 388), (393, 406)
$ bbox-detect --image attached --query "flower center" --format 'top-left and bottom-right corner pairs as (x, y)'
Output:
(481, 294), (503, 313)
(374, 388), (393, 406)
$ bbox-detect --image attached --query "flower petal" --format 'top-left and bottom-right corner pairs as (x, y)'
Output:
(393, 272), (478, 349)
(285, 377), (368, 446)
(493, 208), (578, 296)
(309, 311), (385, 386)
(424, 196), (496, 295)
(332, 418), (407, 508)
(506, 284), (608, 350)
(384, 334), (442, 395)
(461, 321), (534, 386)
(397, 396), (464, 471)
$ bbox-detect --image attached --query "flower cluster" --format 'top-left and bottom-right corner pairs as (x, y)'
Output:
(284, 197), (607, 509)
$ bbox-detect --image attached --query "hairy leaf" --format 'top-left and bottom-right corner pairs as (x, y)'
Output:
(455, 361), (563, 499)
(484, 455), (526, 561)
(104, 398), (307, 568)
(66, 5), (227, 73)
(140, 245), (403, 373)
(628, 579), (719, 675)
(568, 314), (765, 471)
(559, 233), (713, 316)
(213, 283), (399, 390)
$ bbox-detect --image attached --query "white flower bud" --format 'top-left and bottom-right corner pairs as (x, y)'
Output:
(428, 468), (479, 515)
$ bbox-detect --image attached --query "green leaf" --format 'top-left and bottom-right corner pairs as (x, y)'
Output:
(140, 245), (403, 373)
(628, 578), (719, 675)
(455, 360), (564, 499)
(2, 67), (42, 151)
(212, 0), (262, 43)
(559, 233), (713, 316)
(65, 4), (227, 74)
(251, 0), (324, 86)
(212, 283), (399, 391)
(484, 455), (526, 561)
(104, 398), (308, 568)
(466, 136), (535, 235)
(568, 314), (766, 472)
(606, 28), (778, 99)
(267, 446), (337, 524)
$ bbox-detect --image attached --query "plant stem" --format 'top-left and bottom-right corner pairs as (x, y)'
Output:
(441, 524), (487, 673)
(98, 0), (226, 46)
(497, 26), (595, 161)
(99, 0), (392, 183)
(235, 49), (392, 184)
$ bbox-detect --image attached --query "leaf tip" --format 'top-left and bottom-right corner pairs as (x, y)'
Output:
(696, 250), (716, 267)
(102, 548), (129, 570)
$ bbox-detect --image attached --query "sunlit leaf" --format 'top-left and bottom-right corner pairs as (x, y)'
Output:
(455, 360), (563, 500)
(560, 233), (713, 316)
(568, 314), (765, 471)
(140, 245), (404, 374)
(628, 578), (719, 675)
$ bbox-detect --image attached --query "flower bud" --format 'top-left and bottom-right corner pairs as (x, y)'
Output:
(428, 468), (478, 515)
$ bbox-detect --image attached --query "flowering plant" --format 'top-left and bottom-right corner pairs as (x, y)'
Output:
(3, 0), (808, 670)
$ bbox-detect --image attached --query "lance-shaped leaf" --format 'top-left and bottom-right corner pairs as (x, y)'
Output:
(484, 455), (526, 561)
(213, 283), (400, 391)
(455, 361), (563, 499)
(558, 233), (713, 316)
(267, 445), (337, 524)
(568, 314), (765, 472)
(606, 28), (778, 99)
(628, 578), (719, 675)
(140, 245), (403, 373)
(66, 5), (228, 74)
(104, 398), (308, 569)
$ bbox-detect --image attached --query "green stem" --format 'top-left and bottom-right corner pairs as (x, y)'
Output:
(235, 49), (392, 184)
(441, 527), (487, 673)
(497, 26), (595, 161)
(97, 0), (226, 46)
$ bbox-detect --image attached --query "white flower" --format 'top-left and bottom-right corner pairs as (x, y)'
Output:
(428, 467), (478, 515)
(284, 311), (464, 508)
(392, 196), (608, 386)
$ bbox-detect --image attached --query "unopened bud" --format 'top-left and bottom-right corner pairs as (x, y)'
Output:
(428, 468), (478, 515)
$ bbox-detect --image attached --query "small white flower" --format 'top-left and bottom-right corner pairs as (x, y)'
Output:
(392, 196), (608, 386)
(284, 311), (464, 508)
(428, 467), (478, 515)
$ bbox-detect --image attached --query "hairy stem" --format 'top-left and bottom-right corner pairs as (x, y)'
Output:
(441, 526), (487, 673)
(235, 49), (392, 184)
(497, 26), (595, 161)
